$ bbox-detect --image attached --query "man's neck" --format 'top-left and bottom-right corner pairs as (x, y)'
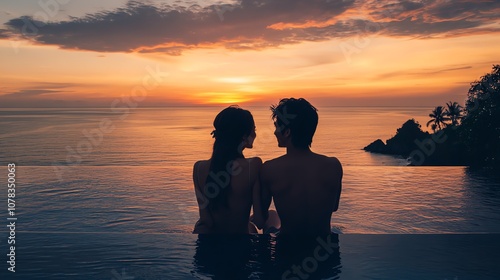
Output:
(286, 145), (312, 156)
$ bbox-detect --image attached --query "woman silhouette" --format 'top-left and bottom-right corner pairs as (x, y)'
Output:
(192, 106), (264, 234)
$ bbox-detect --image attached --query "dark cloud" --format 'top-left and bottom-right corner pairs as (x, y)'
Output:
(426, 0), (499, 21)
(0, 0), (499, 55)
(368, 0), (500, 21)
(381, 17), (481, 37)
(0, 29), (9, 39)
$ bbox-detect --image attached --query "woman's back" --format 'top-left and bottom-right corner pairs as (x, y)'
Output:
(193, 157), (261, 234)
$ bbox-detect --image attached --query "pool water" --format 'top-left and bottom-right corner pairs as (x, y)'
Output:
(1, 232), (499, 279)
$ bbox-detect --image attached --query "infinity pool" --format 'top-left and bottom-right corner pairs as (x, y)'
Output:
(1, 232), (498, 279)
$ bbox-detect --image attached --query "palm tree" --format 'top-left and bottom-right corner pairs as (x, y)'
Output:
(445, 101), (463, 126)
(426, 106), (449, 132)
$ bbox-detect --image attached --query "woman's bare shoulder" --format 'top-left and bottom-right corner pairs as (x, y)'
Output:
(236, 157), (262, 173)
(246, 157), (262, 179)
(193, 159), (210, 170)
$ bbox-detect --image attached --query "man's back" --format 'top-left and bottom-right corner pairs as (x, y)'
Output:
(261, 152), (342, 235)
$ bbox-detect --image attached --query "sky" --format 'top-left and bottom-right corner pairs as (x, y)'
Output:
(0, 0), (499, 107)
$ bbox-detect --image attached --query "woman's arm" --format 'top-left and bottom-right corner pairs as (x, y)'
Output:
(251, 158), (270, 229)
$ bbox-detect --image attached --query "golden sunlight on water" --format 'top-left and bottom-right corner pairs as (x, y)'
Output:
(0, 106), (433, 167)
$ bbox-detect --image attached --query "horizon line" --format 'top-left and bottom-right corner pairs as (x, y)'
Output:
(0, 105), (440, 109)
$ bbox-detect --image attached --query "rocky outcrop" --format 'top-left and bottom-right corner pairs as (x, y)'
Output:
(363, 139), (387, 154)
(364, 119), (430, 157)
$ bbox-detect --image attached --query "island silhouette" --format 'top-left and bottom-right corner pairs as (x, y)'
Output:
(364, 64), (500, 168)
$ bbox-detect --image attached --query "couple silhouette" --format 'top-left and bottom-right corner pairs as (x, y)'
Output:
(192, 98), (343, 236)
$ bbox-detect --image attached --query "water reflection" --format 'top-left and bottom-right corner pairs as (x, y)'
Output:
(6, 233), (500, 279)
(193, 234), (342, 280)
(465, 167), (500, 184)
(461, 167), (500, 232)
(193, 235), (255, 279)
(464, 167), (500, 202)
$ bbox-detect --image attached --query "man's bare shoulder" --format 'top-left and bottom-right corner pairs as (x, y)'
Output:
(325, 156), (343, 179)
(262, 155), (287, 169)
(311, 154), (343, 174)
(327, 155), (343, 168)
(260, 155), (286, 178)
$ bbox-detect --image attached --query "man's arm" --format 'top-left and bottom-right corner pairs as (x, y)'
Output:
(261, 162), (273, 217)
(252, 160), (271, 229)
(249, 158), (265, 229)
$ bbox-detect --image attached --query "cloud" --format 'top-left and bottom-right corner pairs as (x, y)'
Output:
(0, 29), (9, 39)
(0, 83), (79, 97)
(376, 65), (473, 80)
(0, 0), (499, 55)
(2, 89), (61, 97)
(0, 83), (90, 107)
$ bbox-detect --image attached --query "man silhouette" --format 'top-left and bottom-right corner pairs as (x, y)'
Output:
(256, 98), (343, 236)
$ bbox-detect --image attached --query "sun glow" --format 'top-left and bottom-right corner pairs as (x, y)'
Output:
(197, 92), (254, 104)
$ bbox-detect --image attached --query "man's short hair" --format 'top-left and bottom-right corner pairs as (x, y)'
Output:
(271, 98), (318, 149)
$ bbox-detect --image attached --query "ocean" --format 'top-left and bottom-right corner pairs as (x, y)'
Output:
(1, 107), (499, 279)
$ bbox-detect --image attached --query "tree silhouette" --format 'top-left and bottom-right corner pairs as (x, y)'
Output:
(445, 101), (463, 126)
(431, 123), (437, 132)
(461, 64), (500, 166)
(426, 106), (449, 132)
